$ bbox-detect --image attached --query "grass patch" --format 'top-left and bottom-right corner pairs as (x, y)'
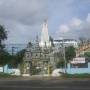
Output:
(62, 73), (90, 78)
(0, 72), (18, 78)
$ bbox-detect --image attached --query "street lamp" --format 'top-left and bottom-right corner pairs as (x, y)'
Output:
(59, 37), (67, 73)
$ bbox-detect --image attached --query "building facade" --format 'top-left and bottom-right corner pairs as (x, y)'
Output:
(54, 39), (78, 49)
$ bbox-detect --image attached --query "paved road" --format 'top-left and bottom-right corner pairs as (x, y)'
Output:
(0, 78), (90, 90)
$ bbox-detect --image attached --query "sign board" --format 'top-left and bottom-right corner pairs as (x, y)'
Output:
(70, 57), (85, 64)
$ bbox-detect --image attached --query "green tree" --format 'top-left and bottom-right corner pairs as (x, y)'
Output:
(0, 51), (11, 72)
(65, 46), (76, 62)
(8, 55), (17, 68)
(7, 49), (26, 68)
(15, 49), (26, 64)
(9, 42), (32, 68)
(54, 51), (65, 68)
(84, 52), (90, 58)
(0, 51), (11, 65)
(0, 25), (8, 70)
(56, 58), (65, 68)
(0, 25), (7, 51)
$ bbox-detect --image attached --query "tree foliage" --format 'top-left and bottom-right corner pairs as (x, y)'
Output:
(7, 49), (26, 68)
(84, 52), (90, 58)
(0, 25), (7, 50)
(56, 58), (65, 68)
(0, 50), (11, 66)
(65, 46), (76, 62)
(0, 25), (8, 66)
(15, 49), (26, 64)
(54, 52), (65, 68)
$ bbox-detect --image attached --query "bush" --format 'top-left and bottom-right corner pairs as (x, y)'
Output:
(0, 72), (17, 77)
(62, 73), (90, 78)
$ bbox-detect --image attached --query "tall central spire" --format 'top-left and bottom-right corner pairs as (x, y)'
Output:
(39, 19), (51, 48)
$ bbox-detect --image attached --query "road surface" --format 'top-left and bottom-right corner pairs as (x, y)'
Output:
(0, 78), (90, 90)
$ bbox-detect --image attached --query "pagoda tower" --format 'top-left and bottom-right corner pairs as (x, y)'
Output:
(39, 19), (51, 48)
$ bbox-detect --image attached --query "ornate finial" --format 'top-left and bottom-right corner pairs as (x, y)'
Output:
(44, 19), (47, 23)
(44, 17), (48, 24)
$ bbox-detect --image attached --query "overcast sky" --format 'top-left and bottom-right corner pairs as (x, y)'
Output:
(0, 0), (90, 44)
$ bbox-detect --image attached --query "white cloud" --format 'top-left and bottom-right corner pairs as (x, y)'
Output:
(0, 0), (90, 43)
(70, 18), (82, 27)
(57, 13), (90, 39)
(58, 18), (82, 34)
(59, 25), (70, 33)
(0, 0), (47, 44)
(86, 13), (90, 23)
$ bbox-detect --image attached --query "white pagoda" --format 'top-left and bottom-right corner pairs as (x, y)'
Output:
(39, 19), (51, 48)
